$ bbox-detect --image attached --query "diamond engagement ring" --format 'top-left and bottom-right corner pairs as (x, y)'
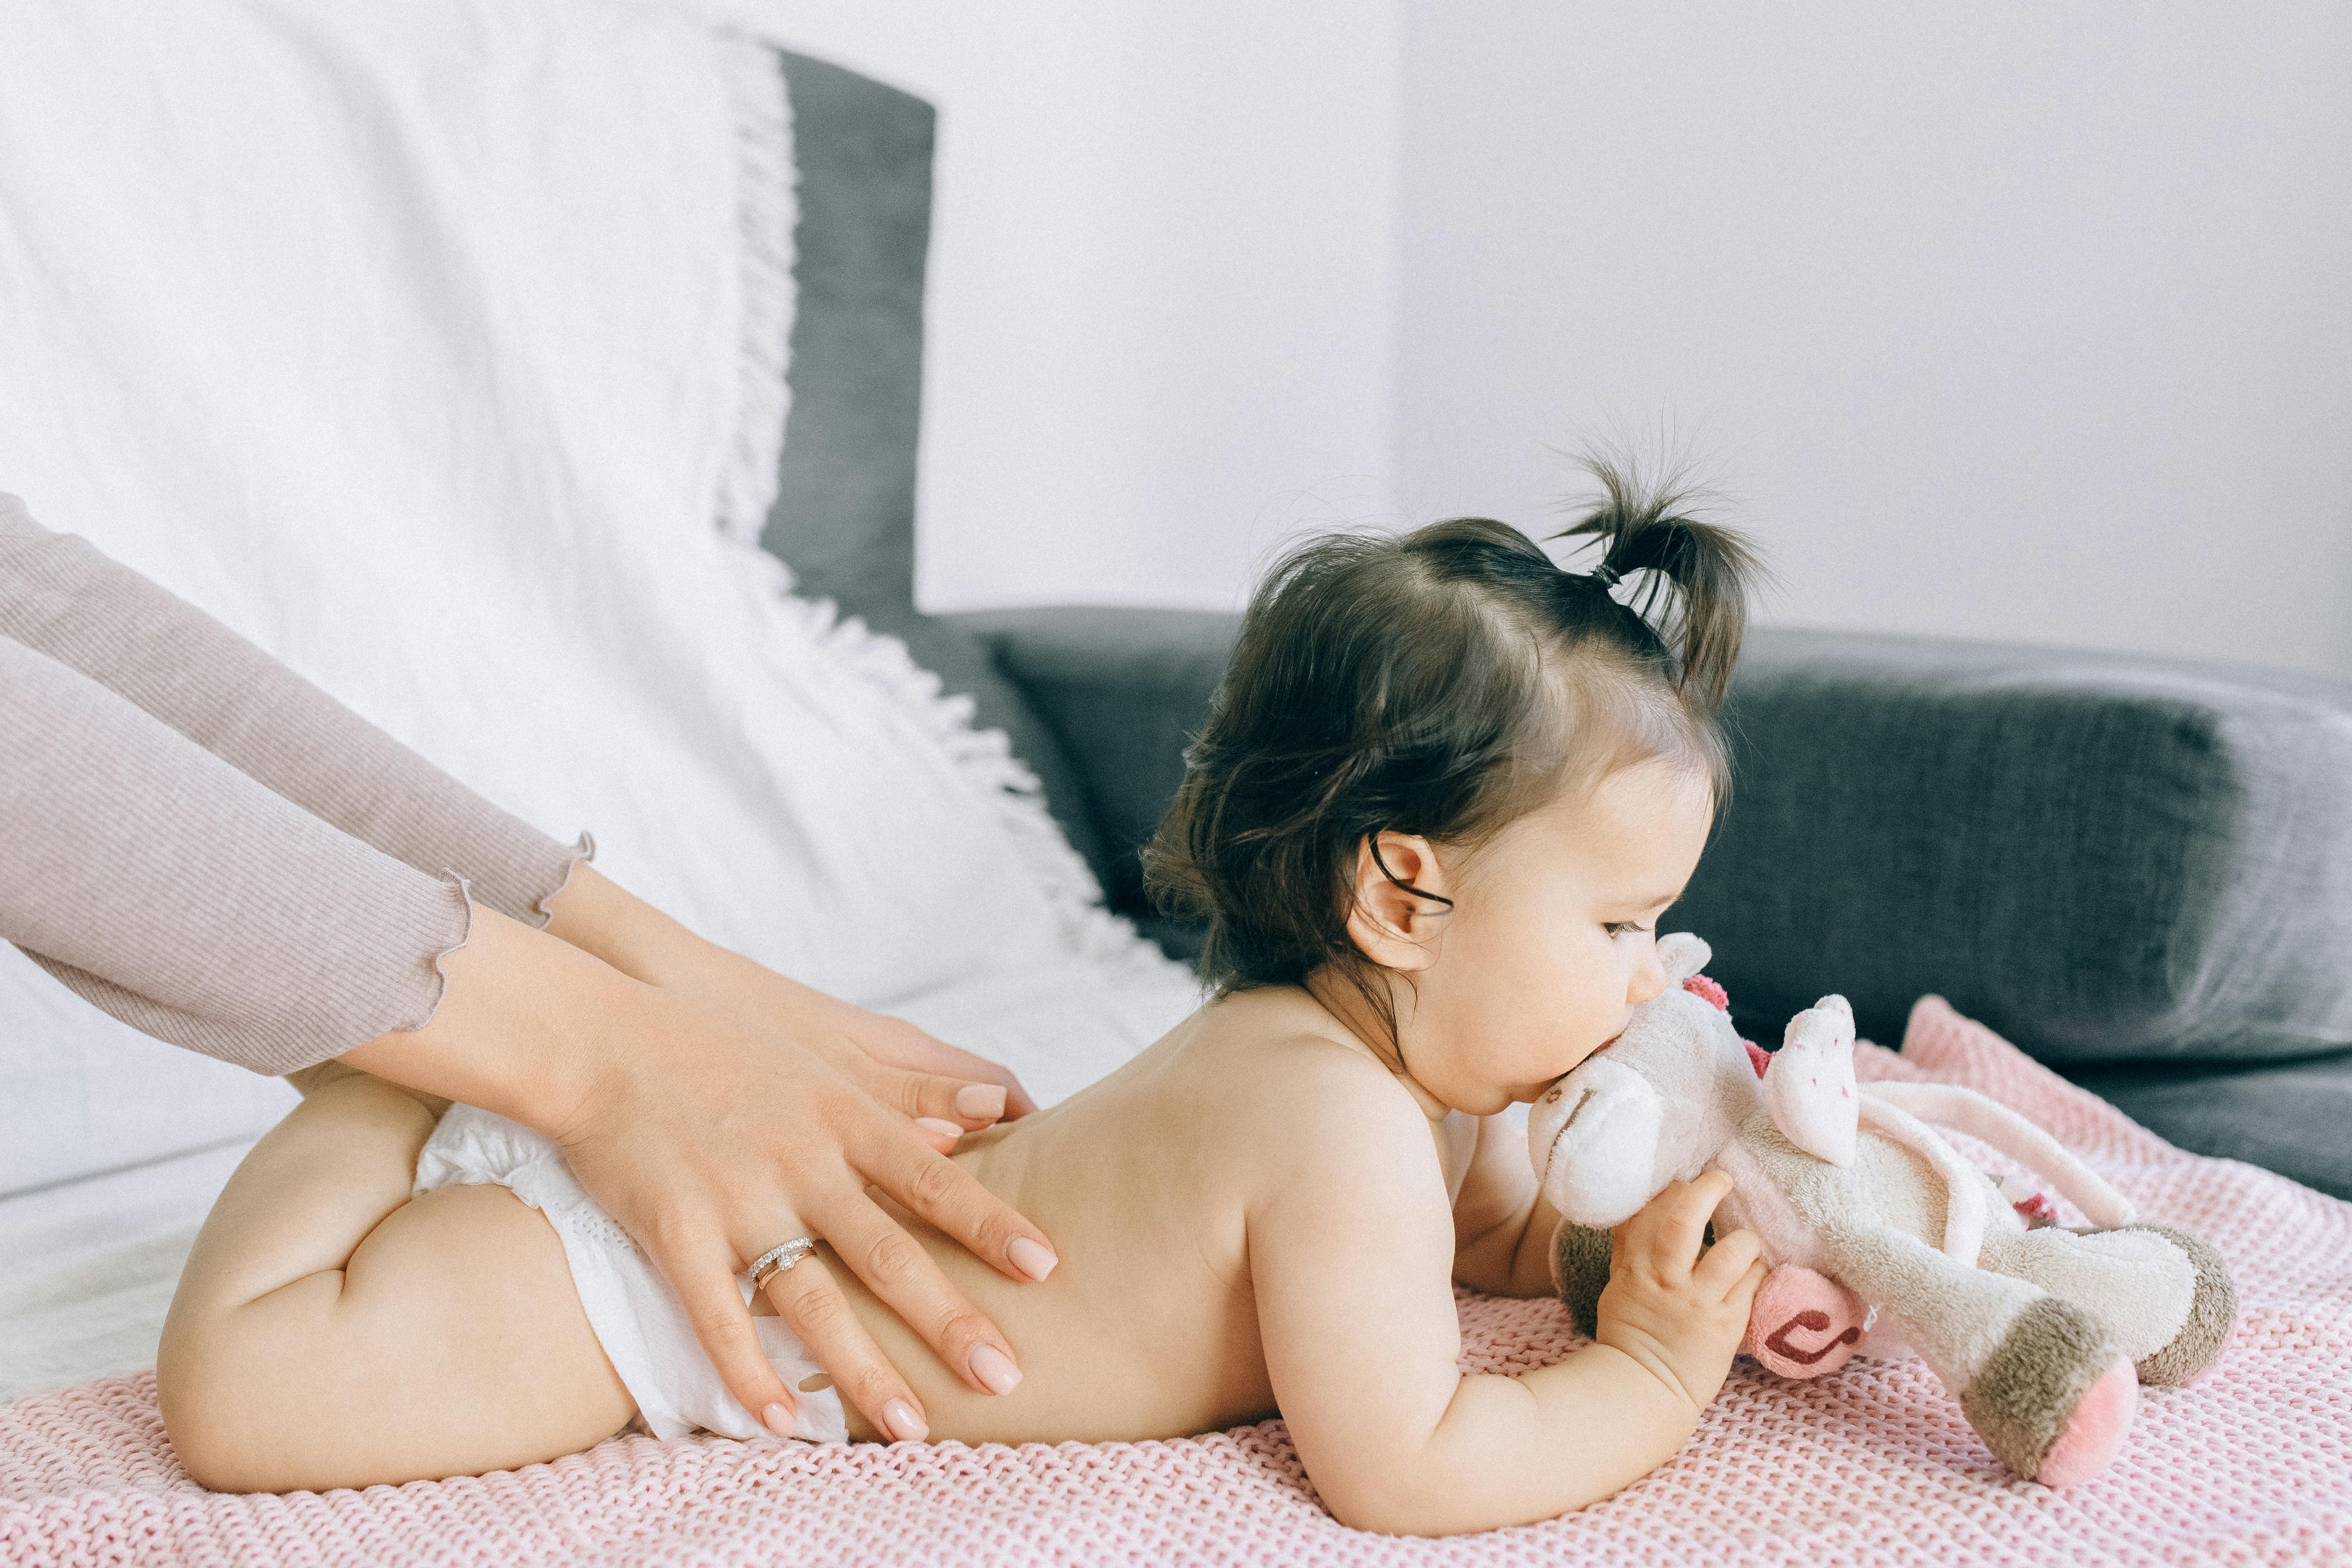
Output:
(749, 1236), (818, 1292)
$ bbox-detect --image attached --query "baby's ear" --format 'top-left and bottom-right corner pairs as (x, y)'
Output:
(1657, 932), (1711, 985)
(1342, 831), (1450, 972)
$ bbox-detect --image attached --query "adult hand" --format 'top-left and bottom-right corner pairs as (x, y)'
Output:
(545, 866), (1038, 1142)
(343, 898), (1060, 1444)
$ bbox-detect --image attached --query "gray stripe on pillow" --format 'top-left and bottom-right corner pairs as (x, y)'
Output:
(759, 51), (1109, 882)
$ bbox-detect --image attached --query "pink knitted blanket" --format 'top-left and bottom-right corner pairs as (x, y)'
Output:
(5, 999), (2349, 1567)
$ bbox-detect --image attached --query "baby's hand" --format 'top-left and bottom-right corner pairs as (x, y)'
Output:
(1593, 1170), (1765, 1416)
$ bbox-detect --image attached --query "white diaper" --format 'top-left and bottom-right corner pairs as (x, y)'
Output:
(412, 1104), (847, 1444)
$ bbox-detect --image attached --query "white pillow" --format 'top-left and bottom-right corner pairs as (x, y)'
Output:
(0, 944), (294, 1198)
(0, 0), (1194, 1201)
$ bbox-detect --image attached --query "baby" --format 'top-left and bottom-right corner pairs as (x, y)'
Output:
(158, 467), (1768, 1536)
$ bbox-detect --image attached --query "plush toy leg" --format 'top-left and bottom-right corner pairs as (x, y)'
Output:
(1553, 1222), (1612, 1338)
(1822, 1222), (2135, 1486)
(1747, 1265), (1868, 1378)
(2113, 1225), (2236, 1386)
(2022, 1351), (2138, 1488)
(1978, 1222), (2235, 1387)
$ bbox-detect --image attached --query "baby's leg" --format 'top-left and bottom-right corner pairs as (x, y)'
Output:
(158, 1067), (635, 1492)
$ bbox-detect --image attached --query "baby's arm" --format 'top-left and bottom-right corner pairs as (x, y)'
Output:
(1248, 1071), (1761, 1536)
(1450, 1111), (1562, 1298)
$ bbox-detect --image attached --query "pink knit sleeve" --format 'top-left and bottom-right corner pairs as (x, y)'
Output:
(0, 492), (587, 927)
(0, 636), (473, 1073)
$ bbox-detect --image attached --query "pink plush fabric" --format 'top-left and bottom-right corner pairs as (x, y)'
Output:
(2034, 1359), (2139, 1490)
(5, 998), (2350, 1566)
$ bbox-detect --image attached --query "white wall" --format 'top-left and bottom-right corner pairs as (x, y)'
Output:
(731, 4), (2350, 678)
(718, 1), (1402, 615)
(1396, 4), (2352, 677)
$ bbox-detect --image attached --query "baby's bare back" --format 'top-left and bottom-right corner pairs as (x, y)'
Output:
(820, 1005), (1289, 1444)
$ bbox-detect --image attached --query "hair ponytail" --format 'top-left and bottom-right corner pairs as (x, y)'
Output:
(1552, 455), (1761, 719)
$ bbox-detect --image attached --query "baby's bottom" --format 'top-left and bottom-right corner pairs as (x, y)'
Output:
(157, 1067), (637, 1492)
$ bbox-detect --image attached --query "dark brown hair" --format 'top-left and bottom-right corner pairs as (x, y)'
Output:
(1142, 458), (1760, 1049)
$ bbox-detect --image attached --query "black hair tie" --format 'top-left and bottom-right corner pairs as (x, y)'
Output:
(1590, 562), (1624, 589)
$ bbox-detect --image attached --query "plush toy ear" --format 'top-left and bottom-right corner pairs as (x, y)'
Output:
(1656, 932), (1711, 987)
(1529, 1056), (1667, 1228)
(1762, 994), (1859, 1165)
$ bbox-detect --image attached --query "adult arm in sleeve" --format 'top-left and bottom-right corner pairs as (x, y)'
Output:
(0, 634), (470, 1074)
(0, 494), (1065, 1435)
(0, 492), (581, 925)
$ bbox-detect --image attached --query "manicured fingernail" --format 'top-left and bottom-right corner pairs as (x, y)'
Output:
(955, 1083), (1007, 1120)
(761, 1402), (795, 1439)
(915, 1116), (964, 1142)
(883, 1399), (928, 1442)
(969, 1343), (1023, 1395)
(1008, 1236), (1058, 1282)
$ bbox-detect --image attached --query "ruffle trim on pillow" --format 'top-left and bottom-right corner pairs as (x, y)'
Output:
(715, 34), (796, 548)
(719, 537), (1189, 987)
(710, 39), (1187, 991)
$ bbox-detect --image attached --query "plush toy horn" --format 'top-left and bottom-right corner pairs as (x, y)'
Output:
(1762, 995), (1859, 1165)
(1656, 932), (1711, 987)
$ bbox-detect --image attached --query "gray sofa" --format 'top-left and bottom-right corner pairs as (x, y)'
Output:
(767, 53), (2352, 1201)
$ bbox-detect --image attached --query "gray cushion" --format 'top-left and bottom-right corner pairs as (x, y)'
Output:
(1678, 630), (2352, 1068)
(2063, 1051), (2352, 1200)
(946, 606), (1239, 955)
(757, 52), (1106, 879)
(948, 608), (2352, 1194)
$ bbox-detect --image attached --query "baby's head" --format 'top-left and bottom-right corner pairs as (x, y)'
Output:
(1145, 463), (1760, 1113)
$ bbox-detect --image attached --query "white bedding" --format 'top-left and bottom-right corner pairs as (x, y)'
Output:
(0, 1141), (254, 1404)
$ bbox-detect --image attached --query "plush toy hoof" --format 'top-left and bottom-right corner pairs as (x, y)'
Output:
(2035, 1357), (2138, 1487)
(1960, 1296), (2137, 1486)
(1747, 1265), (1867, 1379)
(2111, 1224), (2237, 1387)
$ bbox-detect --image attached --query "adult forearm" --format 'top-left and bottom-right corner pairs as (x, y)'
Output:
(337, 906), (629, 1133)
(0, 494), (584, 925)
(541, 863), (1032, 1122)
(539, 865), (854, 1060)
(543, 863), (727, 991)
(0, 637), (473, 1074)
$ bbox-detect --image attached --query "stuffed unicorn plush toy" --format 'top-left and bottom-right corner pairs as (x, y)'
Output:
(1529, 934), (2235, 1486)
